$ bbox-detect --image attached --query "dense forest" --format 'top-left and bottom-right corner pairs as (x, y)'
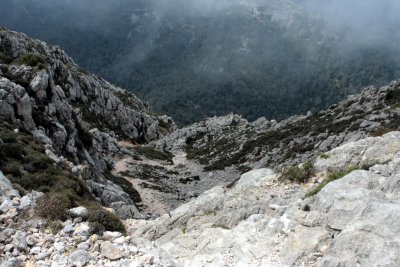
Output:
(1, 0), (399, 125)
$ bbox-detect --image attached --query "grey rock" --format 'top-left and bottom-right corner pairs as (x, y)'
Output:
(68, 249), (90, 267)
(0, 198), (13, 213)
(236, 168), (277, 189)
(109, 201), (140, 219)
(62, 224), (75, 234)
(18, 195), (32, 210)
(0, 259), (24, 267)
(69, 206), (89, 218)
(74, 222), (90, 236)
(100, 241), (124, 260)
(0, 170), (20, 199)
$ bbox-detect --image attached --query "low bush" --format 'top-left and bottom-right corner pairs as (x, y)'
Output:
(87, 209), (126, 234)
(0, 52), (13, 64)
(89, 222), (106, 235)
(281, 160), (315, 183)
(15, 53), (46, 68)
(35, 193), (71, 220)
(0, 143), (26, 160)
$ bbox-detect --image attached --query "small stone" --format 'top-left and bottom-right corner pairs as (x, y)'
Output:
(35, 252), (51, 260)
(77, 242), (89, 251)
(26, 235), (37, 246)
(30, 246), (41, 255)
(6, 208), (18, 219)
(114, 237), (125, 244)
(29, 228), (39, 233)
(74, 222), (90, 236)
(100, 241), (124, 260)
(17, 255), (27, 262)
(4, 244), (13, 252)
(89, 234), (98, 243)
(68, 249), (90, 267)
(63, 224), (74, 234)
(0, 198), (13, 213)
(54, 242), (65, 253)
(103, 231), (122, 240)
(11, 198), (20, 206)
(0, 232), (7, 242)
(13, 231), (28, 252)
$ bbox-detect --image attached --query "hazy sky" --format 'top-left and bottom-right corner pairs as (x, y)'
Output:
(298, 0), (400, 45)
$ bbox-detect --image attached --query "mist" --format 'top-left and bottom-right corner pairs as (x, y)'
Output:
(297, 0), (400, 47)
(1, 0), (400, 124)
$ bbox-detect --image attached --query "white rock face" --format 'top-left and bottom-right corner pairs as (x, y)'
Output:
(128, 132), (400, 266)
(236, 168), (277, 189)
(314, 131), (400, 173)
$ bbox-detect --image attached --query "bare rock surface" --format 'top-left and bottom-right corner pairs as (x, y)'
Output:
(127, 132), (400, 266)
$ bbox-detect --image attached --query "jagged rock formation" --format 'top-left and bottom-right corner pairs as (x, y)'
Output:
(156, 83), (400, 172)
(0, 27), (175, 217)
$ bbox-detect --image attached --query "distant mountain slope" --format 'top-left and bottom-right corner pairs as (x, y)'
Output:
(1, 0), (399, 126)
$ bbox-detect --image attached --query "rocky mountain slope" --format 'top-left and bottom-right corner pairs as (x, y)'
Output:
(128, 131), (400, 266)
(0, 27), (176, 219)
(1, 28), (400, 266)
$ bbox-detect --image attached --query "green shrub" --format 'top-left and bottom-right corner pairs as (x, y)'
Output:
(281, 160), (315, 183)
(15, 53), (46, 68)
(44, 220), (64, 234)
(89, 222), (106, 235)
(87, 209), (126, 234)
(0, 143), (26, 160)
(306, 166), (359, 197)
(319, 153), (330, 159)
(35, 193), (71, 220)
(0, 52), (13, 64)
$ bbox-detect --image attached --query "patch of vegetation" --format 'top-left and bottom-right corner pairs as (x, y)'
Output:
(203, 210), (216, 216)
(385, 88), (400, 106)
(133, 146), (173, 163)
(280, 160), (315, 183)
(0, 122), (92, 205)
(0, 52), (13, 64)
(370, 127), (391, 137)
(44, 220), (64, 234)
(36, 193), (71, 220)
(115, 90), (143, 110)
(319, 153), (330, 159)
(89, 222), (106, 235)
(15, 53), (46, 68)
(87, 209), (126, 234)
(306, 166), (359, 197)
